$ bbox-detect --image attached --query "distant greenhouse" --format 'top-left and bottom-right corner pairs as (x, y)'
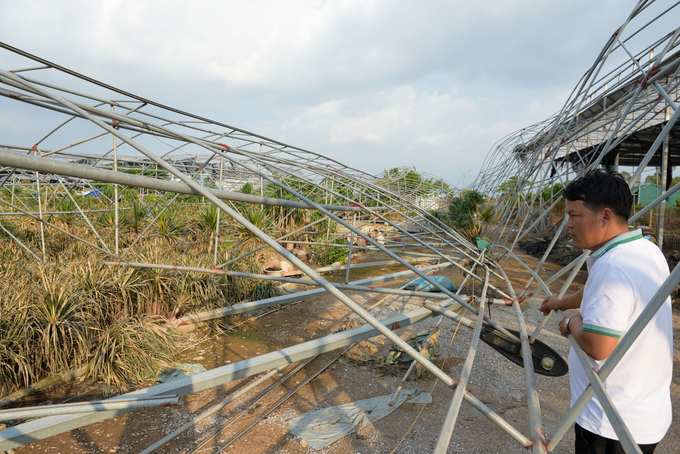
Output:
(632, 183), (680, 207)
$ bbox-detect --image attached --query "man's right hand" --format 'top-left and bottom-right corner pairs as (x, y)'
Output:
(539, 296), (562, 316)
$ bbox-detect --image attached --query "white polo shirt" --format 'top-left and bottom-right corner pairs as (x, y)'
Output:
(570, 229), (673, 444)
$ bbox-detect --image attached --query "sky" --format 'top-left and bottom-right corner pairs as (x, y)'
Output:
(0, 0), (637, 187)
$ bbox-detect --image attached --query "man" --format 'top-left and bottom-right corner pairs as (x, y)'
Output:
(539, 170), (672, 454)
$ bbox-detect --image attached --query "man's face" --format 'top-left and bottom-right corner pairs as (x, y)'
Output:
(565, 199), (607, 250)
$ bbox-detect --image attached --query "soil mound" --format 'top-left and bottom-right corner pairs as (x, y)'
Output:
(519, 239), (582, 266)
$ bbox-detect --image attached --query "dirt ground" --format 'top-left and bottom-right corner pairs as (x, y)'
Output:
(4, 250), (680, 454)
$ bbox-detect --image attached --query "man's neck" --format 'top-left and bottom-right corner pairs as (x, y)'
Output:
(592, 224), (632, 252)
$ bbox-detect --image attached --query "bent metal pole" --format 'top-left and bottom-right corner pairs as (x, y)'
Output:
(433, 267), (490, 454)
(547, 257), (680, 450)
(0, 148), (359, 213)
(0, 396), (180, 421)
(0, 69), (458, 388)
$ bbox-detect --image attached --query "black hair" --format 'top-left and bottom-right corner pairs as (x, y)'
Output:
(562, 170), (632, 222)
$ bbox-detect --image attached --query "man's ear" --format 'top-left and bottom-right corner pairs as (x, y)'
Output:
(601, 207), (613, 225)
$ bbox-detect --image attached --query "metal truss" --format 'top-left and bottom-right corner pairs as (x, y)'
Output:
(1, 2), (679, 453)
(470, 1), (680, 453)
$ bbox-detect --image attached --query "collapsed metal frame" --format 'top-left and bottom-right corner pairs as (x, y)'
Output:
(0, 2), (679, 452)
(471, 1), (680, 452)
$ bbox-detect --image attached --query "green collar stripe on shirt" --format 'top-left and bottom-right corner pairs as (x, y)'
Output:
(590, 229), (644, 259)
(582, 323), (623, 338)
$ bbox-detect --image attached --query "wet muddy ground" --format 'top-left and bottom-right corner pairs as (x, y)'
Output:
(5, 249), (680, 454)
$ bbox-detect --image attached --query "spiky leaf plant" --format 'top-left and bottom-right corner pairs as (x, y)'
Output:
(198, 204), (220, 235)
(59, 196), (77, 225)
(479, 206), (494, 224)
(121, 188), (139, 205)
(165, 274), (198, 318)
(0, 293), (36, 396)
(126, 201), (147, 235)
(154, 206), (186, 243)
(232, 208), (275, 259)
(32, 268), (91, 372)
(109, 265), (146, 318)
(87, 316), (177, 391)
(97, 209), (116, 228)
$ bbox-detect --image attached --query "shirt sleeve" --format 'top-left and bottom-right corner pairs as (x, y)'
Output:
(581, 261), (634, 338)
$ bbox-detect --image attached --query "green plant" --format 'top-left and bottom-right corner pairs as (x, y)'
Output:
(86, 316), (177, 391)
(97, 209), (116, 228)
(427, 209), (450, 226)
(239, 182), (253, 195)
(0, 293), (35, 395)
(58, 195), (77, 225)
(32, 269), (91, 372)
(232, 208), (274, 257)
(125, 202), (147, 235)
(100, 184), (116, 202)
(448, 190), (485, 240)
(197, 204), (220, 239)
(310, 238), (347, 266)
(310, 210), (338, 237)
(479, 206), (494, 224)
(121, 188), (139, 205)
(540, 182), (564, 204)
(154, 207), (186, 243)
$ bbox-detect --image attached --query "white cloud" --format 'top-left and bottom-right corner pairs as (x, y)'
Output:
(0, 0), (652, 186)
(1, 0), (626, 93)
(282, 86), (476, 145)
(524, 91), (571, 117)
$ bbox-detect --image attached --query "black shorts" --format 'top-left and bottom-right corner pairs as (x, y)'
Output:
(575, 423), (658, 454)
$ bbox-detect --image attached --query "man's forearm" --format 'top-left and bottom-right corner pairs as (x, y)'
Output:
(559, 287), (583, 310)
(539, 287), (584, 315)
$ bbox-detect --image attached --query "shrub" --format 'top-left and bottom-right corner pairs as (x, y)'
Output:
(0, 293), (35, 395)
(32, 269), (91, 372)
(154, 206), (187, 243)
(310, 238), (347, 266)
(448, 190), (485, 240)
(86, 316), (178, 391)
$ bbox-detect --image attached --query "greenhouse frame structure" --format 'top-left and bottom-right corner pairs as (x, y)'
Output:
(0, 1), (679, 453)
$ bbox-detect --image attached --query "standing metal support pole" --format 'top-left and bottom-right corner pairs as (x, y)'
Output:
(214, 155), (224, 265)
(345, 214), (356, 284)
(33, 149), (46, 261)
(112, 105), (119, 256)
(259, 143), (264, 198)
(657, 105), (670, 250)
(434, 268), (489, 454)
(326, 180), (333, 240)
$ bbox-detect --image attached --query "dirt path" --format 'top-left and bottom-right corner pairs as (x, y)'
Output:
(7, 250), (680, 454)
